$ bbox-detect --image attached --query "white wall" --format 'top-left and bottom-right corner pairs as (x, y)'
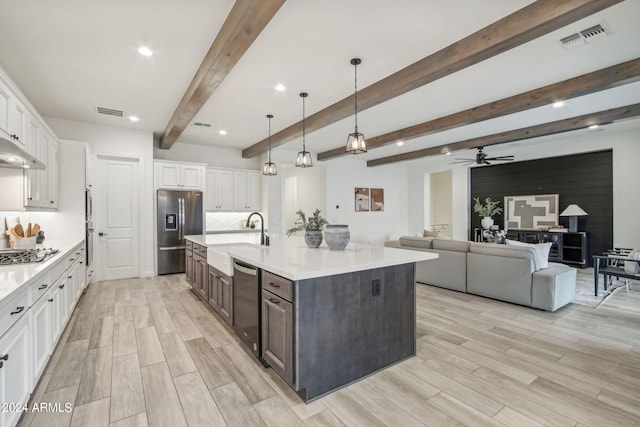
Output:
(154, 141), (259, 170)
(45, 117), (155, 278)
(325, 157), (408, 245)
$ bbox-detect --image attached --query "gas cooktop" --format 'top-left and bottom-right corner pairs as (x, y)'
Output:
(0, 248), (60, 266)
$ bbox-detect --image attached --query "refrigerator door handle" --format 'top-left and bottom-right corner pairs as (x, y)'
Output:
(180, 197), (185, 240)
(159, 246), (187, 251)
(178, 197), (183, 240)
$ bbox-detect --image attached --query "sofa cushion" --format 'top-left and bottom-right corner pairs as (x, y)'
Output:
(399, 235), (433, 249)
(505, 239), (552, 269)
(432, 239), (470, 253)
(423, 229), (439, 238)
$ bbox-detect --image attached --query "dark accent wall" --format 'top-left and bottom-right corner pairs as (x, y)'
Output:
(470, 150), (613, 263)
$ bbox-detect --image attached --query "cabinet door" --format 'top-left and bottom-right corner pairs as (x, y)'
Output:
(207, 266), (220, 312)
(234, 172), (249, 210)
(31, 294), (52, 384)
(181, 165), (203, 190)
(50, 286), (63, 344)
(262, 290), (293, 385)
(185, 250), (194, 285)
(0, 317), (31, 427)
(206, 169), (234, 211)
(9, 97), (27, 147)
(47, 137), (59, 208)
(218, 274), (233, 326)
(246, 172), (260, 211)
(156, 162), (181, 189)
(0, 78), (11, 136)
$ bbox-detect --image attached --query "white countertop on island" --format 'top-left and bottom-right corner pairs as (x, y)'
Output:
(224, 237), (437, 281)
(185, 233), (262, 246)
(0, 239), (84, 302)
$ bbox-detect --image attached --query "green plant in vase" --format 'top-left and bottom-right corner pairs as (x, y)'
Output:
(473, 197), (503, 230)
(287, 209), (329, 248)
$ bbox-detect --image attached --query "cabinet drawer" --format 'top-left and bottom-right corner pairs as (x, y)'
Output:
(30, 272), (51, 305)
(186, 240), (193, 251)
(262, 271), (293, 302)
(0, 287), (29, 338)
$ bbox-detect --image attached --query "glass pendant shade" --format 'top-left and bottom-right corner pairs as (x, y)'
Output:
(262, 162), (277, 175)
(346, 131), (367, 154)
(295, 150), (313, 168)
(296, 92), (313, 168)
(345, 58), (367, 154)
(263, 114), (277, 176)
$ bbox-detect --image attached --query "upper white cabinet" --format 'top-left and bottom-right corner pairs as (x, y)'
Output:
(234, 171), (260, 211)
(206, 168), (234, 211)
(0, 67), (60, 211)
(205, 168), (260, 212)
(24, 117), (58, 208)
(155, 160), (205, 191)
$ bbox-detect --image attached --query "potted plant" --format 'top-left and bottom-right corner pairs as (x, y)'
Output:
(473, 197), (503, 229)
(287, 209), (329, 248)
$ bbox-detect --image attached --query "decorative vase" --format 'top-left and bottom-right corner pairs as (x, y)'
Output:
(481, 217), (494, 230)
(304, 230), (323, 248)
(325, 225), (350, 251)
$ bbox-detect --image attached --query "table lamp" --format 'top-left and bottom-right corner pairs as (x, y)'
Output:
(560, 204), (588, 232)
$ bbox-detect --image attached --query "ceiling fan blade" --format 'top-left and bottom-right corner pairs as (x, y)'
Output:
(489, 156), (515, 160)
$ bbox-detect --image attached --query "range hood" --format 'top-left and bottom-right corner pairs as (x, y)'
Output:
(0, 136), (45, 169)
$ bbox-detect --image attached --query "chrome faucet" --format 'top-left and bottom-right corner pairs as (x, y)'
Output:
(247, 212), (268, 246)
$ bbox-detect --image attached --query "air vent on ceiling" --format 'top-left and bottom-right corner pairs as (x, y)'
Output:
(96, 106), (124, 117)
(559, 23), (608, 49)
(193, 122), (212, 127)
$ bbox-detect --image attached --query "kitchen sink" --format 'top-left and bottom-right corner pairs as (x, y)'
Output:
(207, 243), (259, 276)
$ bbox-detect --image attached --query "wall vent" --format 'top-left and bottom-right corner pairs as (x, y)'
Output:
(96, 106), (124, 117)
(193, 122), (212, 127)
(559, 23), (608, 49)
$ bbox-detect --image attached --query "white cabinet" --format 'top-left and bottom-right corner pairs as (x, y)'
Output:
(31, 289), (52, 384)
(234, 171), (260, 211)
(205, 168), (260, 212)
(24, 124), (58, 209)
(0, 78), (11, 138)
(0, 316), (30, 427)
(206, 168), (234, 211)
(155, 161), (205, 190)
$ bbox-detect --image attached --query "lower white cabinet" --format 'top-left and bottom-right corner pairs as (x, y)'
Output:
(30, 292), (52, 385)
(0, 316), (30, 427)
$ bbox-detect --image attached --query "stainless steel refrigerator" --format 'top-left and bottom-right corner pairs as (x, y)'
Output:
(157, 190), (203, 275)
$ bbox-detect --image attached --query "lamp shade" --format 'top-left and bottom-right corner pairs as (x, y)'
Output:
(346, 132), (367, 154)
(560, 204), (588, 216)
(296, 151), (313, 167)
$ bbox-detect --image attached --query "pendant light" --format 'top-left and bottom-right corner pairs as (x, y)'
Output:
(345, 58), (367, 154)
(262, 114), (277, 176)
(296, 92), (313, 167)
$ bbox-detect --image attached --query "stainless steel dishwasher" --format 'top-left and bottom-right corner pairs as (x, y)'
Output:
(233, 259), (267, 365)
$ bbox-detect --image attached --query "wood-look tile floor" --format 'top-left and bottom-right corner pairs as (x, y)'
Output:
(18, 275), (640, 427)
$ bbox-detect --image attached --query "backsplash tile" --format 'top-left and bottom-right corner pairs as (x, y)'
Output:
(206, 212), (264, 232)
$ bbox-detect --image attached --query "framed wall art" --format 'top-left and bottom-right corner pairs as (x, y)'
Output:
(354, 188), (370, 212)
(370, 188), (384, 211)
(504, 194), (559, 230)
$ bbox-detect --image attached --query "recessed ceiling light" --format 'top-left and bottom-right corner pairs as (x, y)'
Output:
(588, 124), (600, 130)
(128, 116), (139, 122)
(552, 101), (565, 108)
(445, 151), (451, 156)
(275, 84), (286, 92)
(219, 130), (227, 135)
(396, 141), (404, 146)
(138, 46), (153, 57)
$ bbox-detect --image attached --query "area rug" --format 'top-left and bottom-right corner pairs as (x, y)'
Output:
(572, 267), (626, 308)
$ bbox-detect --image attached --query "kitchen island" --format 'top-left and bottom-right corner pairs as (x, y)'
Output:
(186, 235), (437, 402)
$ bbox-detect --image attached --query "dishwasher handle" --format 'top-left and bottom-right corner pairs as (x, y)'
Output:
(234, 261), (258, 276)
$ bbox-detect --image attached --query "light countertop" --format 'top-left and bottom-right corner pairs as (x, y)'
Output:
(0, 239), (84, 302)
(218, 236), (437, 281)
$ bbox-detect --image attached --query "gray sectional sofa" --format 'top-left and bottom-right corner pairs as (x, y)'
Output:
(385, 236), (576, 311)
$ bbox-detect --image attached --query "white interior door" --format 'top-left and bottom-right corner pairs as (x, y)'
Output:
(95, 155), (140, 281)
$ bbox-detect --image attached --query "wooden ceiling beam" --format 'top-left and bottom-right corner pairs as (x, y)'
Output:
(242, 0), (623, 158)
(321, 57), (640, 161)
(158, 0), (286, 149)
(366, 103), (640, 167)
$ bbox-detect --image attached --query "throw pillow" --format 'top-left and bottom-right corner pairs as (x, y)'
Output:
(624, 247), (640, 275)
(423, 229), (439, 238)
(506, 239), (552, 269)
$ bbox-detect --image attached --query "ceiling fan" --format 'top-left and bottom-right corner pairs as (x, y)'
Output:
(450, 146), (514, 166)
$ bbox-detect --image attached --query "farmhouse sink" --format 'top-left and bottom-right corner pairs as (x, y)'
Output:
(207, 243), (260, 276)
